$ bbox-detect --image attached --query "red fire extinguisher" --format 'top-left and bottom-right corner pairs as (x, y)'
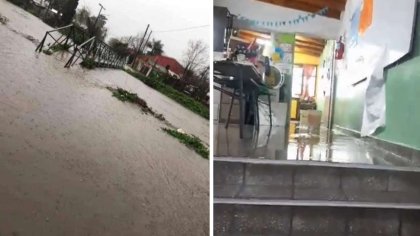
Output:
(335, 37), (344, 60)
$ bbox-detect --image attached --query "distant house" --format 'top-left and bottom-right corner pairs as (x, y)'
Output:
(134, 55), (184, 79)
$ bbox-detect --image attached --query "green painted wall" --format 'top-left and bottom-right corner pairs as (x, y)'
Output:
(333, 7), (420, 150)
(333, 79), (365, 132)
(375, 57), (420, 149)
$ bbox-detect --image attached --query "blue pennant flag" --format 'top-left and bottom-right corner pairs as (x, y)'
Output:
(241, 8), (325, 28)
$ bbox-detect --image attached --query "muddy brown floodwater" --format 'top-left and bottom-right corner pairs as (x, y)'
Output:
(0, 1), (209, 235)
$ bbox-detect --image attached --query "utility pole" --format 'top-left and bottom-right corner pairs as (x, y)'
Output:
(92, 3), (105, 37)
(137, 24), (150, 54)
(131, 24), (150, 67)
(126, 36), (133, 46)
(141, 30), (152, 55)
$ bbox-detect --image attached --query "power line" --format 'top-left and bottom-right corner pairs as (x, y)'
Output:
(154, 25), (209, 33)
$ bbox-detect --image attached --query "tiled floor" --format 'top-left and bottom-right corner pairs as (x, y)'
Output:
(214, 122), (418, 168)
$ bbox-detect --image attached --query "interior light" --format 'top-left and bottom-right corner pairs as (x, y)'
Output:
(256, 38), (271, 46)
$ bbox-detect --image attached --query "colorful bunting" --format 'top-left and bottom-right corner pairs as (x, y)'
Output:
(238, 7), (329, 28)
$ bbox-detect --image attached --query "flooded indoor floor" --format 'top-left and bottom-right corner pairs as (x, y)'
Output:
(214, 123), (419, 168)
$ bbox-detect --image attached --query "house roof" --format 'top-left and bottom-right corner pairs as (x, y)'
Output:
(138, 55), (184, 76)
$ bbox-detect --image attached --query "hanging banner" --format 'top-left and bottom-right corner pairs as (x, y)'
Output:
(349, 3), (362, 47)
(237, 7), (329, 29)
(271, 33), (295, 75)
(359, 0), (373, 35)
(215, 0), (341, 39)
(341, 0), (416, 68)
(338, 0), (416, 136)
(361, 46), (387, 136)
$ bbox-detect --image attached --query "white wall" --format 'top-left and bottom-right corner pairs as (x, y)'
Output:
(337, 0), (417, 136)
(341, 0), (417, 66)
(214, 0), (342, 39)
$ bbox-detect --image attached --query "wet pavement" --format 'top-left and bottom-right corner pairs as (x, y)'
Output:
(214, 122), (418, 168)
(0, 1), (208, 235)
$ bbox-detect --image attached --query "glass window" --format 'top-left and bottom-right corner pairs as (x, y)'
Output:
(292, 65), (317, 98)
(292, 66), (303, 98)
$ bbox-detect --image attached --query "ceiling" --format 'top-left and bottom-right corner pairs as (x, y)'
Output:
(257, 0), (347, 20)
(235, 30), (326, 57)
(294, 35), (326, 57)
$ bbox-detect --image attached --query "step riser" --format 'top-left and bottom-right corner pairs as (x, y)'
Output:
(214, 204), (420, 236)
(215, 161), (420, 203)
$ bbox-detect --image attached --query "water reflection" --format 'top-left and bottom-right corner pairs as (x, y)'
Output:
(214, 122), (414, 167)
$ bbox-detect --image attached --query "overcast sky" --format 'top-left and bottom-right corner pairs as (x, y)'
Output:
(79, 0), (210, 62)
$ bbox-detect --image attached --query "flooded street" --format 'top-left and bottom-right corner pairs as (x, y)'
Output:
(87, 69), (210, 144)
(0, 1), (208, 235)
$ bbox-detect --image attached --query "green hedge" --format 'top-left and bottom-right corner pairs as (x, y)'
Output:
(162, 128), (208, 159)
(80, 58), (95, 69)
(124, 69), (209, 119)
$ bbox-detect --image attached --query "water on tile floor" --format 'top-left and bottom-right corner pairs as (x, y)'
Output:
(214, 122), (416, 168)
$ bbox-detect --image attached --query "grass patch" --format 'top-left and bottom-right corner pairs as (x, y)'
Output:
(107, 87), (166, 122)
(80, 58), (96, 69)
(50, 43), (71, 52)
(124, 69), (209, 119)
(0, 15), (9, 25)
(42, 49), (53, 55)
(162, 128), (209, 159)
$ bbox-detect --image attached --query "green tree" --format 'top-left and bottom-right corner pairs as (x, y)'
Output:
(109, 38), (130, 57)
(74, 7), (108, 40)
(74, 6), (90, 25)
(61, 0), (79, 25)
(147, 39), (164, 55)
(182, 40), (208, 79)
(86, 14), (108, 39)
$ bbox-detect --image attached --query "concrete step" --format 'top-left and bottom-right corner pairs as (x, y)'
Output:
(214, 157), (420, 204)
(214, 200), (420, 236)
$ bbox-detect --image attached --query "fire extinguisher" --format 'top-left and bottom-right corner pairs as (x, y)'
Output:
(335, 36), (344, 60)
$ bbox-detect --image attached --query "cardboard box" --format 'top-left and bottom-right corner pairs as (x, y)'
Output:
(300, 110), (322, 134)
